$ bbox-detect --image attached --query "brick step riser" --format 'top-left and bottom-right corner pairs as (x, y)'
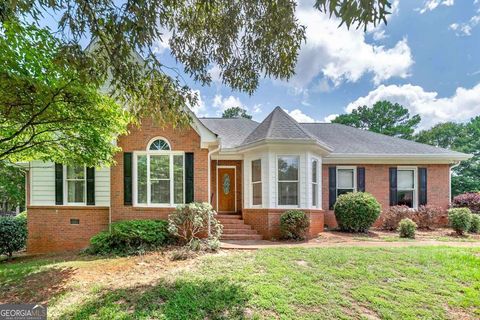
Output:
(221, 223), (252, 229)
(217, 219), (246, 225)
(220, 234), (263, 240)
(222, 229), (258, 235)
(216, 215), (242, 219)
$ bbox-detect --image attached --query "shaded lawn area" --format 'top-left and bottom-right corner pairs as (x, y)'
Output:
(1, 247), (479, 319)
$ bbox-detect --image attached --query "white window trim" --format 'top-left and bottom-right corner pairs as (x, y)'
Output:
(276, 155), (300, 208)
(251, 159), (262, 207)
(311, 158), (320, 208)
(147, 136), (171, 151)
(64, 165), (87, 206)
(397, 166), (418, 209)
(133, 150), (185, 207)
(336, 166), (357, 197)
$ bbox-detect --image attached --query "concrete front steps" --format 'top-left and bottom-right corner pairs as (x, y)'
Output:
(217, 214), (263, 240)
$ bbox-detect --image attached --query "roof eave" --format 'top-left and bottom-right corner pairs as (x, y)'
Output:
(221, 138), (333, 153)
(323, 153), (473, 164)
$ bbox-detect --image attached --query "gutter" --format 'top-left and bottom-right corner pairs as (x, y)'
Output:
(207, 144), (221, 205)
(449, 161), (461, 203)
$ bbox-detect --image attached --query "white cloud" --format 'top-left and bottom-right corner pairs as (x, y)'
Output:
(252, 104), (262, 114)
(284, 108), (317, 123)
(417, 0), (454, 14)
(153, 29), (172, 54)
(323, 114), (339, 123)
(289, 6), (413, 90)
(450, 14), (480, 36)
(212, 95), (245, 113)
(187, 90), (207, 116)
(346, 83), (480, 129)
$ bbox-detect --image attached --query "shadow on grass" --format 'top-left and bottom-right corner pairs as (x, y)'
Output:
(0, 266), (76, 304)
(59, 278), (250, 320)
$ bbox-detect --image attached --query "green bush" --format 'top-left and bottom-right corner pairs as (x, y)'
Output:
(398, 218), (417, 239)
(334, 192), (381, 233)
(448, 208), (472, 236)
(168, 202), (222, 251)
(87, 219), (172, 255)
(469, 214), (480, 234)
(0, 213), (28, 258)
(280, 210), (310, 240)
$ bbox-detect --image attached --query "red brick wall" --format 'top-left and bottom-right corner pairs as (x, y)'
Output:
(243, 208), (324, 239)
(210, 160), (243, 213)
(27, 206), (109, 253)
(111, 119), (209, 221)
(322, 164), (451, 228)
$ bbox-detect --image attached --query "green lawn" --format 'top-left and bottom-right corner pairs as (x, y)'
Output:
(1, 247), (480, 319)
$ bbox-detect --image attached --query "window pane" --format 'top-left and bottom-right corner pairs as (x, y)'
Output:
(312, 183), (317, 206)
(67, 166), (84, 179)
(337, 169), (354, 189)
(151, 180), (170, 203)
(137, 155), (147, 204)
(337, 189), (354, 197)
(253, 183), (262, 205)
(173, 155), (184, 204)
(278, 182), (298, 205)
(278, 156), (299, 181)
(150, 155), (169, 179)
(398, 170), (414, 189)
(312, 160), (317, 183)
(252, 159), (261, 182)
(68, 181), (85, 203)
(149, 139), (170, 151)
(397, 190), (414, 208)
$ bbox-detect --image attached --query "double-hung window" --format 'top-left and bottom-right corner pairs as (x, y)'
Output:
(312, 159), (319, 207)
(135, 138), (184, 206)
(251, 159), (262, 206)
(66, 165), (86, 204)
(397, 168), (416, 208)
(277, 156), (299, 206)
(337, 167), (356, 196)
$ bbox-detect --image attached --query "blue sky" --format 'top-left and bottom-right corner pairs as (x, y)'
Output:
(41, 0), (480, 129)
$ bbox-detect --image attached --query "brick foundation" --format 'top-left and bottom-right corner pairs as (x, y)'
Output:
(243, 208), (324, 239)
(27, 206), (109, 254)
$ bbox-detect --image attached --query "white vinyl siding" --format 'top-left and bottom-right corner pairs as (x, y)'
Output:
(29, 161), (111, 206)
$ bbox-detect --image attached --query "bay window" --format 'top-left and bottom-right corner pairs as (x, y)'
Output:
(337, 167), (356, 196)
(66, 165), (86, 204)
(252, 159), (262, 206)
(397, 168), (416, 208)
(135, 138), (184, 206)
(277, 156), (299, 206)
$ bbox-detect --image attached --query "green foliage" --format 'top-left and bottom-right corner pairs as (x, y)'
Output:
(415, 122), (461, 150)
(280, 210), (310, 240)
(87, 220), (172, 255)
(398, 218), (417, 239)
(0, 213), (28, 258)
(221, 107), (252, 120)
(0, 162), (25, 213)
(332, 101), (421, 139)
(0, 21), (130, 165)
(168, 202), (222, 251)
(469, 215), (480, 234)
(334, 192), (381, 232)
(448, 208), (472, 236)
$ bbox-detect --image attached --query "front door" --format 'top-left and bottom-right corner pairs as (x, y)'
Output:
(217, 168), (236, 213)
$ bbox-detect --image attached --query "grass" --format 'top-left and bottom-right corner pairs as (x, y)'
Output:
(1, 247), (480, 319)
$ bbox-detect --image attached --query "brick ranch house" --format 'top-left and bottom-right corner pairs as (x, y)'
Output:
(25, 107), (471, 253)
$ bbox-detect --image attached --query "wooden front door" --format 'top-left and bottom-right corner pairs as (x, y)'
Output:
(217, 168), (236, 212)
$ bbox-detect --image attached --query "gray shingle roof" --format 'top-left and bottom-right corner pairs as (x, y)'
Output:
(199, 117), (259, 148)
(199, 108), (470, 159)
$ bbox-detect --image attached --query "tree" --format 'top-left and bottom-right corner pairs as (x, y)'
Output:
(0, 162), (25, 214)
(332, 101), (421, 139)
(222, 107), (252, 119)
(413, 119), (480, 196)
(0, 21), (129, 165)
(3, 1), (391, 126)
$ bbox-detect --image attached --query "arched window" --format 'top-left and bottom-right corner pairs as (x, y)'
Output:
(148, 138), (170, 151)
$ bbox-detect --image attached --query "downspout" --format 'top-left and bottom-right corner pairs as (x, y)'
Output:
(207, 144), (221, 238)
(449, 161), (461, 204)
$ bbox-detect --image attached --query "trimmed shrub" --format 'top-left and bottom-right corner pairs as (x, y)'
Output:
(469, 214), (480, 234)
(452, 192), (480, 213)
(88, 220), (172, 255)
(414, 205), (444, 230)
(168, 202), (222, 251)
(448, 208), (472, 236)
(398, 218), (417, 239)
(280, 210), (310, 240)
(0, 213), (28, 258)
(381, 205), (413, 231)
(334, 192), (381, 233)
